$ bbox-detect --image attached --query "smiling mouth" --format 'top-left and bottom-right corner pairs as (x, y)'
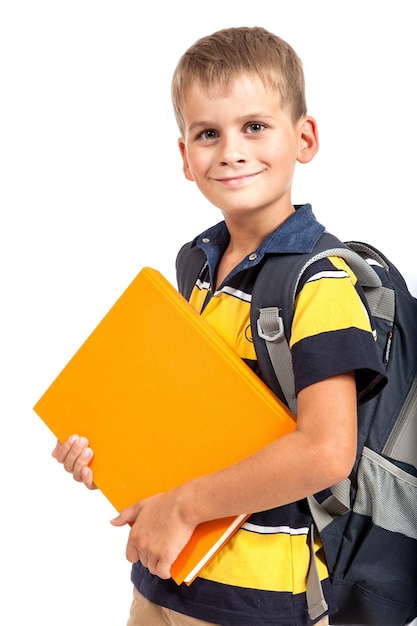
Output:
(215, 171), (262, 186)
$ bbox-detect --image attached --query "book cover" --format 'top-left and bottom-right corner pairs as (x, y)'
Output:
(33, 267), (296, 584)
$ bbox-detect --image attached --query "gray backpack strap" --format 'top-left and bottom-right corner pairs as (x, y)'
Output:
(257, 307), (298, 415)
(307, 478), (351, 531)
(306, 524), (329, 620)
(346, 242), (395, 323)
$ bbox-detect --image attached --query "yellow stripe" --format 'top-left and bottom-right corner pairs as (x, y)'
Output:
(291, 258), (370, 347)
(199, 528), (328, 592)
(330, 256), (358, 284)
(189, 286), (208, 314)
(191, 290), (256, 361)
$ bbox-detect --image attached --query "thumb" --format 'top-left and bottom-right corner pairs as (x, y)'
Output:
(110, 505), (138, 527)
(110, 513), (130, 527)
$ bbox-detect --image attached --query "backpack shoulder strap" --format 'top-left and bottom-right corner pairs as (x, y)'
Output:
(251, 232), (383, 413)
(175, 242), (207, 299)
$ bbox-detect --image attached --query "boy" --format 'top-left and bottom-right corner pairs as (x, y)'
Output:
(52, 27), (386, 625)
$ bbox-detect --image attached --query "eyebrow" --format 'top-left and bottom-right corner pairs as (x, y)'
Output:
(187, 121), (215, 134)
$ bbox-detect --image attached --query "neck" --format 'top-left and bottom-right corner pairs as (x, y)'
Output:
(213, 205), (295, 290)
(223, 205), (295, 257)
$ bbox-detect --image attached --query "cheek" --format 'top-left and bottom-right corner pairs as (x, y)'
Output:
(267, 136), (292, 158)
(186, 152), (209, 180)
(265, 142), (297, 173)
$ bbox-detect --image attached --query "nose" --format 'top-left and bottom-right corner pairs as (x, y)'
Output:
(219, 133), (247, 166)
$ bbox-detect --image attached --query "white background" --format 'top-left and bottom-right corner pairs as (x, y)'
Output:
(1, 1), (416, 624)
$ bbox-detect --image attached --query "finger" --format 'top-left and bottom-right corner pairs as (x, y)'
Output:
(51, 434), (89, 471)
(51, 434), (79, 462)
(80, 465), (97, 490)
(147, 557), (158, 575)
(122, 529), (141, 563)
(138, 551), (148, 568)
(141, 552), (170, 579)
(155, 559), (171, 580)
(62, 436), (90, 473)
(71, 446), (94, 482)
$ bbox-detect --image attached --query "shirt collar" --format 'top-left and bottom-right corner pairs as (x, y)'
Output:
(191, 205), (325, 287)
(193, 204), (325, 257)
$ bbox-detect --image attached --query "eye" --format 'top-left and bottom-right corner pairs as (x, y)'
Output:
(245, 122), (266, 135)
(198, 129), (219, 141)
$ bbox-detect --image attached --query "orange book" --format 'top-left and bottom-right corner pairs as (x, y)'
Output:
(33, 267), (296, 585)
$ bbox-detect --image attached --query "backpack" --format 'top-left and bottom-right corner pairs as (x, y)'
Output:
(176, 232), (417, 625)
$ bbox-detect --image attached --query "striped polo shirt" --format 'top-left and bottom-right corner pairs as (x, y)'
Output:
(131, 205), (385, 626)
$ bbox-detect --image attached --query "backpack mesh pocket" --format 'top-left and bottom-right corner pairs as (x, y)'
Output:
(353, 447), (417, 540)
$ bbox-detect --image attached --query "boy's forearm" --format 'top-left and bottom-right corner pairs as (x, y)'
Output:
(175, 373), (357, 527)
(175, 432), (344, 527)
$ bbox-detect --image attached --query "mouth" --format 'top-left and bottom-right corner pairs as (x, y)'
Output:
(215, 170), (263, 187)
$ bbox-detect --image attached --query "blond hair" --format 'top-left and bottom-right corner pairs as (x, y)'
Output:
(171, 26), (307, 136)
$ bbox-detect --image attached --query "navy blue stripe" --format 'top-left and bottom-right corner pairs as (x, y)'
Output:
(292, 328), (382, 397)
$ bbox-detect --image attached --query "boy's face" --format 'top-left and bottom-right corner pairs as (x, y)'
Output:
(178, 75), (317, 224)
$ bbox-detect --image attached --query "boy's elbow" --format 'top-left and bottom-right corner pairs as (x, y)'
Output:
(328, 458), (354, 486)
(333, 454), (356, 485)
(319, 442), (356, 487)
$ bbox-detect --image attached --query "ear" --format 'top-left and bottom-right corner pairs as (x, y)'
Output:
(178, 138), (195, 181)
(297, 116), (319, 164)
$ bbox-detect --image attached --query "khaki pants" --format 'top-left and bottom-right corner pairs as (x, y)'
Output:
(127, 586), (329, 625)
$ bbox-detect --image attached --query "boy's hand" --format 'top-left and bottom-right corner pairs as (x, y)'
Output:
(52, 435), (97, 490)
(111, 491), (196, 579)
